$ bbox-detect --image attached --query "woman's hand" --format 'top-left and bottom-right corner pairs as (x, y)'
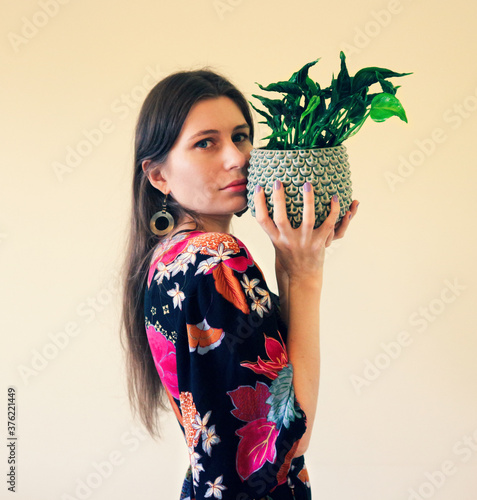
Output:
(254, 180), (359, 283)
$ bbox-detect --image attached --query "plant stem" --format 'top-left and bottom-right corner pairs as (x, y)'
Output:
(339, 110), (370, 143)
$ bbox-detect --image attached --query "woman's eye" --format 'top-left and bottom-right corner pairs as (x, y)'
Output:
(233, 133), (249, 143)
(195, 138), (213, 149)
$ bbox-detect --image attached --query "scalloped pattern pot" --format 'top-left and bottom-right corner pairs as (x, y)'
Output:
(247, 146), (353, 229)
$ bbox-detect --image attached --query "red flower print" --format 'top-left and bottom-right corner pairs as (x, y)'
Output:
(227, 382), (271, 422)
(240, 332), (288, 380)
(235, 418), (279, 481)
(146, 325), (179, 399)
(227, 382), (280, 480)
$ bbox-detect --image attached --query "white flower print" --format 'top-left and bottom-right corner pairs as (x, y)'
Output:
(205, 475), (227, 498)
(202, 424), (221, 457)
(168, 258), (190, 277)
(208, 242), (235, 261)
(195, 256), (221, 275)
(167, 282), (185, 310)
(251, 296), (268, 317)
(240, 273), (260, 299)
(189, 448), (204, 487)
(154, 261), (170, 284)
(255, 286), (271, 309)
(180, 244), (199, 265)
(191, 410), (211, 441)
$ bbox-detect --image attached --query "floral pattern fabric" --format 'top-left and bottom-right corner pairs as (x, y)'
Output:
(144, 231), (311, 499)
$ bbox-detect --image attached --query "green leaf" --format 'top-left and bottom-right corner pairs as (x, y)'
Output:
(300, 95), (321, 121)
(305, 76), (319, 95)
(262, 129), (289, 140)
(370, 93), (408, 123)
(251, 95), (288, 116)
(348, 96), (367, 123)
(336, 51), (351, 99)
(377, 74), (397, 95)
(256, 81), (303, 96)
(352, 67), (412, 93)
(266, 364), (302, 429)
(249, 101), (273, 122)
(289, 58), (320, 86)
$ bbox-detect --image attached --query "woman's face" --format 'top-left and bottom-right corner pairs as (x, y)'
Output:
(149, 96), (253, 223)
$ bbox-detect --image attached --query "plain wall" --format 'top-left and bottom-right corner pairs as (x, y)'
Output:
(1, 0), (476, 499)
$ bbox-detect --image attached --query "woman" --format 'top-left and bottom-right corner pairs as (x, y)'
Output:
(121, 69), (359, 499)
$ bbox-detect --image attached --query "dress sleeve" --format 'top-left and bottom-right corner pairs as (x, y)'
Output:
(145, 232), (307, 499)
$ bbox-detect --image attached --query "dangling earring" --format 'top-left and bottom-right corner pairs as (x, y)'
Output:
(150, 193), (175, 236)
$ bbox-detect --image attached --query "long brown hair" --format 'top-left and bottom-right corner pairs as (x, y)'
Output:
(120, 69), (254, 437)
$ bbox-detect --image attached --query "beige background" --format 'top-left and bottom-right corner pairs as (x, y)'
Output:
(1, 0), (476, 499)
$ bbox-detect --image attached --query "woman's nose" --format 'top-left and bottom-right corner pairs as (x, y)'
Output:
(223, 140), (250, 170)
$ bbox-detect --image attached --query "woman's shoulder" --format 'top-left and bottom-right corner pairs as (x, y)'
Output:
(147, 231), (255, 289)
(187, 231), (246, 256)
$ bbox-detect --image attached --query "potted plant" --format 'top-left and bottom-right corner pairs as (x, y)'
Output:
(247, 51), (411, 227)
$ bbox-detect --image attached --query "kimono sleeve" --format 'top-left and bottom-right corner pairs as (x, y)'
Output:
(172, 234), (307, 499)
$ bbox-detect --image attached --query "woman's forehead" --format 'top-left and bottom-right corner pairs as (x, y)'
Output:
(182, 96), (247, 131)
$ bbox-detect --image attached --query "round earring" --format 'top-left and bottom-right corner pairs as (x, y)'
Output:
(149, 194), (175, 236)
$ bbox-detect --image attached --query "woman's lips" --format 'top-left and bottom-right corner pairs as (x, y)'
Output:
(222, 179), (247, 191)
(223, 184), (247, 192)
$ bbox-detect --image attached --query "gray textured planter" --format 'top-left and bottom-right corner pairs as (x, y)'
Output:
(247, 146), (353, 229)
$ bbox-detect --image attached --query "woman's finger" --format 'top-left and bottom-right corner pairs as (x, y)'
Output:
(313, 194), (341, 242)
(300, 182), (315, 236)
(325, 228), (335, 247)
(253, 185), (279, 241)
(271, 180), (291, 232)
(334, 200), (359, 240)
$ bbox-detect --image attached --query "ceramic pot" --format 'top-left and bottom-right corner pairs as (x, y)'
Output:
(247, 145), (353, 228)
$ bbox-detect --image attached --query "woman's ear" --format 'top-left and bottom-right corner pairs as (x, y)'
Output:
(142, 160), (170, 195)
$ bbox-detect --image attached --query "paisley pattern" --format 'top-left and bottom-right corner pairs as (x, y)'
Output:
(144, 231), (312, 499)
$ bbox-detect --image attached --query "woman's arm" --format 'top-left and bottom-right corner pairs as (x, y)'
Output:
(275, 256), (290, 325)
(274, 201), (357, 328)
(255, 181), (359, 457)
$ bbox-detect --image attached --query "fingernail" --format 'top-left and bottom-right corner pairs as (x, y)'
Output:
(274, 180), (282, 190)
(254, 185), (261, 194)
(303, 182), (311, 192)
(356, 202), (360, 209)
(349, 213), (353, 220)
(332, 194), (338, 202)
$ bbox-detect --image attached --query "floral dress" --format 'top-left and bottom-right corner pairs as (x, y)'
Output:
(144, 231), (312, 499)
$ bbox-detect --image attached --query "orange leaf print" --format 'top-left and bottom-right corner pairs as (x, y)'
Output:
(187, 319), (225, 354)
(275, 440), (299, 486)
(165, 386), (183, 427)
(212, 262), (250, 314)
(298, 464), (310, 484)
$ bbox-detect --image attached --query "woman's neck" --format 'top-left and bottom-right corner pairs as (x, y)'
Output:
(171, 213), (233, 237)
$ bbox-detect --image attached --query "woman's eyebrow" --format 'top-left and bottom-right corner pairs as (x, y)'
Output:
(188, 123), (250, 141)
